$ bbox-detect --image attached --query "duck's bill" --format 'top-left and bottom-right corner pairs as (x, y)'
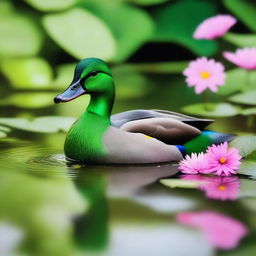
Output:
(54, 80), (86, 103)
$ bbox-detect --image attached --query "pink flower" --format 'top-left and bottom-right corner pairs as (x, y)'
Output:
(178, 153), (211, 174)
(206, 142), (242, 176)
(176, 211), (248, 250)
(223, 47), (256, 70)
(182, 175), (240, 201)
(183, 57), (225, 94)
(194, 14), (236, 40)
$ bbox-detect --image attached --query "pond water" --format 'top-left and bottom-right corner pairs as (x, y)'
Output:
(0, 75), (256, 256)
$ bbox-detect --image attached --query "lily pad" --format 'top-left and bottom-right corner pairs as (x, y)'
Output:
(53, 63), (76, 89)
(112, 66), (153, 99)
(0, 116), (75, 133)
(0, 13), (42, 57)
(0, 93), (56, 109)
(240, 108), (256, 116)
(1, 58), (53, 89)
(83, 3), (154, 62)
(152, 0), (217, 56)
(182, 103), (240, 118)
(224, 33), (256, 47)
(223, 0), (256, 32)
(218, 68), (247, 96)
(42, 8), (116, 61)
(230, 136), (256, 157)
(238, 161), (256, 178)
(0, 131), (7, 138)
(229, 90), (256, 106)
(24, 0), (77, 11)
(160, 179), (201, 189)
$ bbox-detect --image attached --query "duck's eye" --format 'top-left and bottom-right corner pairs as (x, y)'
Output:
(90, 71), (98, 76)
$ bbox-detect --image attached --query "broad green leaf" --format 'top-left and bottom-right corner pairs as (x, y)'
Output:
(224, 33), (256, 47)
(182, 103), (240, 117)
(152, 0), (217, 56)
(160, 179), (202, 189)
(112, 66), (153, 99)
(0, 13), (42, 57)
(223, 0), (256, 32)
(128, 0), (168, 5)
(230, 136), (256, 157)
(1, 58), (53, 89)
(238, 161), (256, 177)
(0, 116), (75, 133)
(42, 8), (116, 61)
(240, 108), (256, 116)
(84, 3), (154, 62)
(53, 63), (76, 89)
(24, 0), (77, 11)
(0, 131), (7, 138)
(229, 90), (256, 105)
(218, 68), (247, 96)
(0, 93), (56, 109)
(124, 61), (188, 74)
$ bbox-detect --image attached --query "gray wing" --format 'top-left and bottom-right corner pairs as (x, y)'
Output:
(111, 109), (213, 129)
(110, 109), (213, 145)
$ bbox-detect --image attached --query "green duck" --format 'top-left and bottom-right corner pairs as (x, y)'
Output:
(54, 58), (233, 164)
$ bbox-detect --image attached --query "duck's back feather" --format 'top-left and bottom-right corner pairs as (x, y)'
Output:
(111, 109), (213, 144)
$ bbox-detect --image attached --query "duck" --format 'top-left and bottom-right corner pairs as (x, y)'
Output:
(54, 58), (233, 164)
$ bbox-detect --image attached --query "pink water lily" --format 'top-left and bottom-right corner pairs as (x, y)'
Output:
(223, 47), (256, 70)
(176, 211), (247, 250)
(206, 142), (242, 176)
(178, 153), (210, 174)
(183, 57), (225, 94)
(194, 14), (236, 40)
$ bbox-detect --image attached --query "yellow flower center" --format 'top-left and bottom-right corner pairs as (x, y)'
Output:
(219, 157), (227, 164)
(200, 71), (211, 79)
(218, 185), (226, 191)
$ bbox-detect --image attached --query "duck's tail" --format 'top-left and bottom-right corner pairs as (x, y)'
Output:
(176, 131), (235, 157)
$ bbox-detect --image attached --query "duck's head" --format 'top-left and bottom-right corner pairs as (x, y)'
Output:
(54, 58), (113, 103)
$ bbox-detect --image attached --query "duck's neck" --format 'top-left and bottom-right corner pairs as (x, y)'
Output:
(85, 89), (115, 121)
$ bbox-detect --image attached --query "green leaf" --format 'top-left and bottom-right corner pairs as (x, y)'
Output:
(230, 136), (256, 157)
(238, 161), (256, 177)
(182, 103), (240, 117)
(24, 0), (77, 11)
(240, 108), (256, 116)
(42, 8), (116, 61)
(160, 178), (202, 189)
(112, 65), (153, 99)
(127, 0), (169, 5)
(229, 90), (256, 106)
(0, 13), (42, 57)
(152, 0), (217, 56)
(0, 93), (56, 109)
(0, 116), (75, 133)
(224, 33), (256, 47)
(218, 68), (247, 96)
(1, 58), (53, 89)
(223, 0), (256, 32)
(84, 3), (154, 62)
(53, 63), (76, 89)
(123, 61), (188, 74)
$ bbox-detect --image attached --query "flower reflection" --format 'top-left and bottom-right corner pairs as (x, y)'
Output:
(176, 211), (248, 250)
(182, 175), (240, 201)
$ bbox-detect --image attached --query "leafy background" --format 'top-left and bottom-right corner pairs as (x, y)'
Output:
(1, 0), (256, 255)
